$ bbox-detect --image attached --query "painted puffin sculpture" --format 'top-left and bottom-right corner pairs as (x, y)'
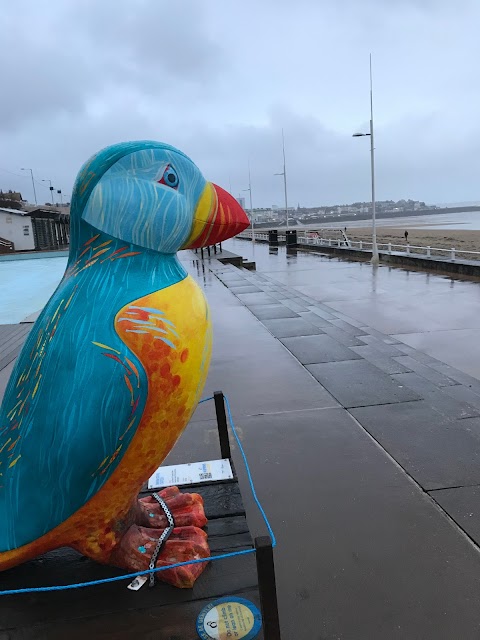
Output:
(0, 141), (249, 588)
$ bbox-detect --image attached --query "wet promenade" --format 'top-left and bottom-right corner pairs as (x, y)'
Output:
(180, 241), (480, 639)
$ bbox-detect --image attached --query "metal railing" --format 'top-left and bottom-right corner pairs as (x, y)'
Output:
(296, 235), (480, 262)
(238, 231), (286, 243)
(236, 229), (480, 262)
(193, 242), (223, 258)
(0, 236), (14, 252)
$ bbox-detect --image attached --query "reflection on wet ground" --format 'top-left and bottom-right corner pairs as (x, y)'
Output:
(222, 238), (480, 380)
(176, 241), (480, 638)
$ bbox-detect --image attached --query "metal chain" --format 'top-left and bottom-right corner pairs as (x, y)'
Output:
(148, 493), (175, 587)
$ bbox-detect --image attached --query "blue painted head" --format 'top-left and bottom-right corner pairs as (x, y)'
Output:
(70, 141), (206, 254)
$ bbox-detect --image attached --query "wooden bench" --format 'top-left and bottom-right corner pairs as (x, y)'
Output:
(0, 392), (281, 639)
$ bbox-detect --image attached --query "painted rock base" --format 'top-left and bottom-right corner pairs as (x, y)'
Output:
(109, 486), (210, 589)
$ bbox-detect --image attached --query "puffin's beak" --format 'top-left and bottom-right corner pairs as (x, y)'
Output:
(182, 182), (250, 249)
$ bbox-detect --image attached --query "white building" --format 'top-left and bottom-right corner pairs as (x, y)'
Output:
(0, 208), (34, 251)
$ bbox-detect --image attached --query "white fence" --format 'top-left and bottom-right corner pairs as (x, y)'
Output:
(297, 236), (480, 262)
(237, 230), (480, 262)
(238, 231), (286, 243)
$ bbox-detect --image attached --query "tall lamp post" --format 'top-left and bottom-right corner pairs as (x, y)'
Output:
(243, 165), (255, 243)
(274, 128), (289, 229)
(42, 179), (55, 204)
(20, 168), (37, 205)
(352, 54), (379, 265)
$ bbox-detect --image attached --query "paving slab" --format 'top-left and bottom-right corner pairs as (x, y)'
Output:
(362, 326), (403, 342)
(246, 304), (299, 320)
(443, 384), (480, 411)
(297, 311), (332, 328)
(351, 401), (480, 490)
(235, 292), (277, 306)
(321, 325), (366, 347)
(191, 284), (338, 421)
(281, 334), (361, 365)
(431, 486), (480, 546)
(393, 355), (459, 387)
(330, 312), (367, 328)
(394, 343), (439, 364)
(217, 276), (246, 286)
(391, 372), (479, 420)
(259, 292), (290, 302)
(306, 360), (420, 408)
(228, 284), (262, 293)
(227, 408), (480, 640)
(351, 344), (412, 375)
(428, 364), (480, 393)
(326, 293), (447, 334)
(394, 328), (480, 381)
(329, 318), (367, 336)
(295, 295), (315, 305)
(261, 317), (324, 338)
(358, 334), (404, 355)
(281, 299), (309, 312)
(307, 306), (336, 320)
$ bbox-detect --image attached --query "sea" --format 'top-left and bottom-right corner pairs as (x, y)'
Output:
(316, 210), (480, 231)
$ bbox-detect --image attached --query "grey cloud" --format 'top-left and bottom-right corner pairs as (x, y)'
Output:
(2, 103), (480, 208)
(0, 0), (226, 131)
(75, 0), (225, 82)
(1, 0), (479, 207)
(0, 6), (99, 129)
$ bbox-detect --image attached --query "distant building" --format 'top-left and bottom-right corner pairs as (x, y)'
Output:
(0, 207), (69, 252)
(0, 208), (34, 251)
(251, 208), (277, 222)
(236, 196), (246, 210)
(28, 208), (70, 250)
(0, 190), (23, 210)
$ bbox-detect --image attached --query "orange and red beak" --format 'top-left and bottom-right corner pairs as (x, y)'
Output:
(182, 182), (250, 249)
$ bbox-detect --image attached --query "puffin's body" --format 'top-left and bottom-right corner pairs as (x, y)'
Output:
(0, 141), (248, 575)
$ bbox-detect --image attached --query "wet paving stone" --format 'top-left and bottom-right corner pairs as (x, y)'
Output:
(307, 360), (420, 408)
(247, 304), (299, 320)
(261, 317), (324, 338)
(281, 335), (361, 365)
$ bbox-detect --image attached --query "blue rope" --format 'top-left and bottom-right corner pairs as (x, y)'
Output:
(0, 549), (256, 595)
(224, 395), (276, 547)
(0, 394), (275, 595)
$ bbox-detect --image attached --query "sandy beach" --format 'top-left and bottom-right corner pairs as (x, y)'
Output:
(345, 227), (480, 257)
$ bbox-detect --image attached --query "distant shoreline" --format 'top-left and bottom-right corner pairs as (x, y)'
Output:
(255, 206), (480, 229)
(346, 227), (480, 257)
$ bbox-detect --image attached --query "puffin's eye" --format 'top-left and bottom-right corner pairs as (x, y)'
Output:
(158, 164), (179, 189)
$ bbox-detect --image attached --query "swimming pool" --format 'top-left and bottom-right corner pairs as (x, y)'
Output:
(0, 257), (67, 324)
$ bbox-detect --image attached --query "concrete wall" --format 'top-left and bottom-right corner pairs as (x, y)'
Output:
(0, 212), (34, 251)
(296, 242), (480, 278)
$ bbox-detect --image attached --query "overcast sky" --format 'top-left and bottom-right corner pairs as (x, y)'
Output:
(1, 0), (479, 208)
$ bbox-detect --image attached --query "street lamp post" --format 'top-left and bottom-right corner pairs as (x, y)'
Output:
(274, 128), (289, 230)
(352, 55), (379, 265)
(42, 179), (55, 204)
(20, 168), (37, 205)
(243, 165), (255, 243)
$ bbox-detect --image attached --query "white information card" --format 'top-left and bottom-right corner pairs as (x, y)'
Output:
(148, 459), (233, 490)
